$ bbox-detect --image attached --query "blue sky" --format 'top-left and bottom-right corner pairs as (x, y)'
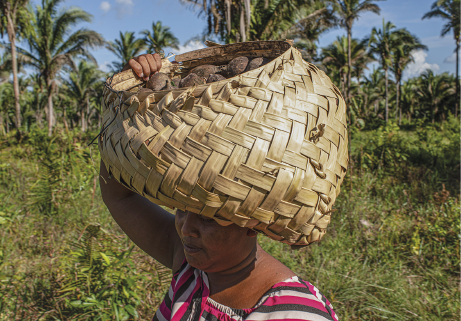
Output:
(10, 0), (460, 79)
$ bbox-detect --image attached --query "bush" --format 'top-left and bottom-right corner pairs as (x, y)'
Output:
(0, 123), (459, 320)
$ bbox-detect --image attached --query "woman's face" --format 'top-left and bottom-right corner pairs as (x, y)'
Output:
(175, 210), (257, 273)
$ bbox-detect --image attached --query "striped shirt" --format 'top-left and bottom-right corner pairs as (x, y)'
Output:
(153, 261), (338, 321)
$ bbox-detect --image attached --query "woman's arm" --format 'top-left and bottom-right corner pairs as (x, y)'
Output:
(99, 53), (185, 270)
(100, 162), (184, 269)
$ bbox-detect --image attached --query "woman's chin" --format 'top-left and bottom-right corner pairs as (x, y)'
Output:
(185, 254), (211, 271)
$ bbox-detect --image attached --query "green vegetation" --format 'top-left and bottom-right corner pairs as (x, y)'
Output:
(0, 120), (459, 320)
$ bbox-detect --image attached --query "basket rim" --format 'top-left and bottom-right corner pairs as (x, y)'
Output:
(105, 40), (294, 94)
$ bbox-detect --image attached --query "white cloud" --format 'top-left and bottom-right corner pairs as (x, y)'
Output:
(174, 41), (206, 55)
(99, 61), (111, 72)
(444, 49), (460, 64)
(115, 0), (133, 18)
(100, 1), (111, 13)
(405, 50), (440, 78)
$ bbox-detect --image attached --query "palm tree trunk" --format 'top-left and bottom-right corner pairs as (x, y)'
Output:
(455, 40), (459, 118)
(347, 26), (352, 104)
(5, 4), (21, 130)
(47, 81), (54, 136)
(385, 68), (389, 122)
(239, 3), (246, 42)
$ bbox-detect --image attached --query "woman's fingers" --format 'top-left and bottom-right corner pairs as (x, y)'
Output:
(153, 53), (162, 72)
(123, 54), (163, 79)
(125, 58), (143, 77)
(137, 56), (151, 81)
(145, 54), (158, 75)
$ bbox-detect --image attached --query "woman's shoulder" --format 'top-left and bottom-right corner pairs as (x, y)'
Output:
(248, 276), (339, 321)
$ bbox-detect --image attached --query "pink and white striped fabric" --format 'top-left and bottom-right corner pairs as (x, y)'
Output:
(153, 261), (339, 321)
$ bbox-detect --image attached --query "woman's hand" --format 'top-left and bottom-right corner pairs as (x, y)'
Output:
(122, 53), (162, 81)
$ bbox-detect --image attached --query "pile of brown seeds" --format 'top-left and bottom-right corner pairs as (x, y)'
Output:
(145, 56), (270, 91)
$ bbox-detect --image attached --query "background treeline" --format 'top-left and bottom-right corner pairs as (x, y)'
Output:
(0, 0), (459, 320)
(0, 0), (459, 136)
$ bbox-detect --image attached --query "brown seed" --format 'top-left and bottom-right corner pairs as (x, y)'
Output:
(164, 82), (175, 91)
(189, 65), (220, 79)
(225, 56), (249, 77)
(146, 72), (171, 91)
(246, 57), (270, 71)
(207, 74), (226, 83)
(171, 77), (181, 88)
(179, 73), (204, 88)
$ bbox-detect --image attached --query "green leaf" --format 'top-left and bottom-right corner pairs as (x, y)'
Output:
(125, 305), (138, 318)
(100, 252), (111, 265)
(122, 286), (130, 299)
(69, 300), (83, 307)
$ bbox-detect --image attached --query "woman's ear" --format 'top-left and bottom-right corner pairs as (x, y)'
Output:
(247, 229), (258, 238)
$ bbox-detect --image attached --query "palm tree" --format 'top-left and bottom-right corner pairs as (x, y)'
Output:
(27, 73), (46, 127)
(250, 0), (314, 41)
(180, 0), (251, 42)
(17, 0), (104, 136)
(106, 31), (145, 72)
(333, 0), (381, 103)
(416, 70), (455, 123)
(423, 0), (460, 117)
(391, 29), (427, 124)
(361, 67), (385, 116)
(321, 36), (368, 99)
(63, 60), (105, 132)
(367, 20), (400, 122)
(140, 21), (179, 54)
(400, 78), (418, 123)
(180, 0), (314, 43)
(286, 1), (337, 60)
(0, 83), (13, 135)
(321, 37), (349, 96)
(0, 0), (30, 130)
(0, 51), (14, 84)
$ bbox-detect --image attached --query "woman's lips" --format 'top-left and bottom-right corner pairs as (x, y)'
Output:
(183, 242), (202, 254)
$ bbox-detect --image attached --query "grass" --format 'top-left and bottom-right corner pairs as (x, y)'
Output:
(0, 122), (459, 320)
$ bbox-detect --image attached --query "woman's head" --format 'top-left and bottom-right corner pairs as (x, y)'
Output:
(175, 209), (258, 273)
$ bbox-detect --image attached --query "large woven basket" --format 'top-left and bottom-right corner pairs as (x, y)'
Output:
(99, 41), (348, 248)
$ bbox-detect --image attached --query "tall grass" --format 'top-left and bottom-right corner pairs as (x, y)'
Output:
(0, 120), (459, 320)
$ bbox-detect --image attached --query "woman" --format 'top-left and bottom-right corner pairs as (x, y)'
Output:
(101, 53), (338, 321)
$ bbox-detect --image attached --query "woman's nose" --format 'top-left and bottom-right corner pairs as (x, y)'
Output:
(180, 211), (200, 238)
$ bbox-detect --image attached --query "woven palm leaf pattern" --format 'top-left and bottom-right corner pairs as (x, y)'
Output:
(99, 41), (348, 248)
